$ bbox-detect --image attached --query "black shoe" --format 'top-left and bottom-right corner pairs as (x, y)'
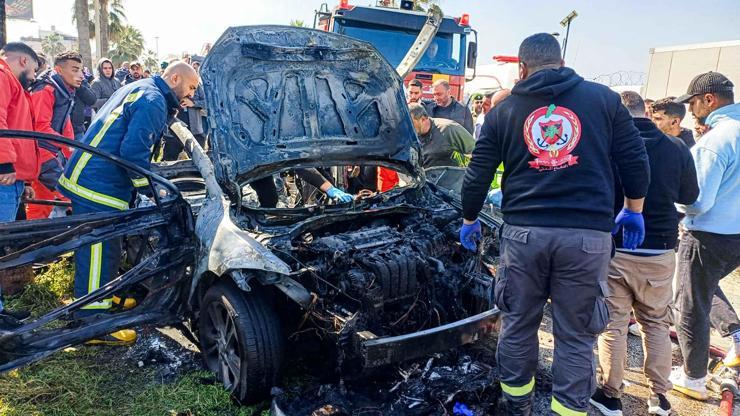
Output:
(590, 387), (623, 416)
(1, 308), (30, 321)
(647, 393), (671, 415)
(501, 393), (533, 416)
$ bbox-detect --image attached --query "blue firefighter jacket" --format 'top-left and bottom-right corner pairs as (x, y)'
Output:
(59, 75), (180, 210)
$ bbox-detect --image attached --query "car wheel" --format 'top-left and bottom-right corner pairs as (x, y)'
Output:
(199, 280), (284, 404)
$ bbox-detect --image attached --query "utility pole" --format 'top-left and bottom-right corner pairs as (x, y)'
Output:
(155, 36), (159, 59)
(559, 10), (578, 61)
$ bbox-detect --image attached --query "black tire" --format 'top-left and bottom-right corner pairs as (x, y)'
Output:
(198, 279), (284, 404)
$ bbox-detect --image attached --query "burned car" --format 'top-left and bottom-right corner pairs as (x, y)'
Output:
(0, 26), (501, 405)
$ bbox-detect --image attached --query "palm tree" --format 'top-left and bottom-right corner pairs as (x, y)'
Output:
(72, 0), (126, 57)
(41, 32), (66, 58)
(74, 0), (93, 68)
(109, 25), (144, 64)
(141, 49), (158, 72)
(289, 19), (306, 27)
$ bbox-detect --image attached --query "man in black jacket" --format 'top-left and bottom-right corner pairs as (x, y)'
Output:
(424, 79), (474, 134)
(650, 97), (695, 148)
(460, 33), (650, 415)
(591, 91), (698, 416)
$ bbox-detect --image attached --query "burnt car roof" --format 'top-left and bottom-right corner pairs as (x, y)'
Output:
(200, 25), (421, 185)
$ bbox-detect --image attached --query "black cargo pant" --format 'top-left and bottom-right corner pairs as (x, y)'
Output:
(675, 230), (740, 378)
(495, 224), (611, 415)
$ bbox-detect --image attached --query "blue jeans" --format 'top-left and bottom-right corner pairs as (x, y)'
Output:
(0, 181), (24, 312)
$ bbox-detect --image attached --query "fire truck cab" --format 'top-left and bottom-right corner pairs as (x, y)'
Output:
(315, 0), (478, 102)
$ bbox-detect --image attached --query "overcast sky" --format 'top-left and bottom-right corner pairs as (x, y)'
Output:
(8, 0), (740, 80)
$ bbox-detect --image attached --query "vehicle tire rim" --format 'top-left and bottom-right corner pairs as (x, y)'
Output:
(202, 300), (241, 393)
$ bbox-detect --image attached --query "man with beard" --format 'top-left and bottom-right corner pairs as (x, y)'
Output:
(58, 62), (200, 344)
(0, 42), (40, 326)
(124, 62), (144, 85)
(460, 33), (649, 415)
(671, 72), (740, 400)
(425, 79), (474, 134)
(28, 50), (84, 219)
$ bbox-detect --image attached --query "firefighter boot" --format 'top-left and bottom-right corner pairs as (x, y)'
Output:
(501, 392), (533, 416)
(85, 329), (137, 346)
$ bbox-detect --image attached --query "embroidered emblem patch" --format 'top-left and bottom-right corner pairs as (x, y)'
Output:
(523, 104), (582, 171)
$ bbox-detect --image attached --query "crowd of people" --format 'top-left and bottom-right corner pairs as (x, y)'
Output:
(1, 28), (739, 415)
(0, 40), (205, 341)
(404, 33), (739, 416)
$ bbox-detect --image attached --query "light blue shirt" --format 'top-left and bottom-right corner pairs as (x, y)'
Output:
(676, 103), (740, 234)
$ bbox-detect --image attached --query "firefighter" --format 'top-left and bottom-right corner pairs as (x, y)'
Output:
(58, 61), (199, 345)
(460, 33), (649, 415)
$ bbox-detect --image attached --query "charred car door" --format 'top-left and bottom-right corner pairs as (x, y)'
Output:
(0, 130), (195, 372)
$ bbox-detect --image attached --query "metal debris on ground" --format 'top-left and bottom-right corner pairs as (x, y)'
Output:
(272, 347), (500, 415)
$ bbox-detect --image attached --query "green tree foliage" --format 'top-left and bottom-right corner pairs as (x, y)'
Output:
(109, 25), (144, 65)
(41, 32), (66, 58)
(289, 19), (306, 27)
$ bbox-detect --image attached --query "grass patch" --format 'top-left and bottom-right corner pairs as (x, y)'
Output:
(5, 258), (74, 318)
(1, 259), (268, 415)
(0, 347), (266, 416)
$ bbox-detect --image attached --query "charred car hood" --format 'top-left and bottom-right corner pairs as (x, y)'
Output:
(200, 25), (422, 184)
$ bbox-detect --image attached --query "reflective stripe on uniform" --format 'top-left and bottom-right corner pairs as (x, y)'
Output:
(69, 90), (146, 183)
(79, 242), (112, 310)
(58, 175), (129, 210)
(88, 242), (102, 293)
(501, 377), (535, 397)
(551, 397), (586, 416)
(132, 177), (149, 187)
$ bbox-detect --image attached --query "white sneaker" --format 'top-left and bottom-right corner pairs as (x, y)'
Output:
(669, 367), (708, 400)
(628, 322), (641, 337)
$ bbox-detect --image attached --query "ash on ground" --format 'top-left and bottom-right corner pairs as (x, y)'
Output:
(272, 344), (501, 416)
(121, 326), (202, 381)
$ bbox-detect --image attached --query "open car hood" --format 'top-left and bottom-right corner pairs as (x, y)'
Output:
(200, 25), (421, 185)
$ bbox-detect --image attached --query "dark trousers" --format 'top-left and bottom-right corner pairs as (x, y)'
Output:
(72, 198), (122, 312)
(675, 230), (740, 378)
(496, 224), (611, 414)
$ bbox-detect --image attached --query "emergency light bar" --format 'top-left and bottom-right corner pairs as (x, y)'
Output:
(459, 13), (470, 26)
(339, 0), (352, 10)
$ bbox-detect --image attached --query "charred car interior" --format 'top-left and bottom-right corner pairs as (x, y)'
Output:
(0, 26), (502, 407)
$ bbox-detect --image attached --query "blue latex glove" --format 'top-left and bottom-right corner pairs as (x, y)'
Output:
(612, 208), (645, 250)
(326, 186), (353, 203)
(459, 219), (482, 251)
(453, 402), (474, 416)
(486, 189), (502, 208)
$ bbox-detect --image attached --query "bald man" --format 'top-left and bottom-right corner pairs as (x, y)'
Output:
(59, 61), (199, 344)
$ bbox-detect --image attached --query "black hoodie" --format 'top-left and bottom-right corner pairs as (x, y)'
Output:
(613, 118), (699, 250)
(462, 67), (650, 232)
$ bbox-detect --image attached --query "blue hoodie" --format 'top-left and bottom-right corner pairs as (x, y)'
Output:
(677, 103), (740, 234)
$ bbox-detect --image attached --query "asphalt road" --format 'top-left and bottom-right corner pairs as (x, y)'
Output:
(526, 273), (740, 416)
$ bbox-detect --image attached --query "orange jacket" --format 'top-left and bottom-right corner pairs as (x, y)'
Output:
(0, 59), (40, 181)
(30, 84), (74, 159)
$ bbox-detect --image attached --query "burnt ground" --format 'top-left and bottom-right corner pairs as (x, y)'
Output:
(269, 300), (732, 415)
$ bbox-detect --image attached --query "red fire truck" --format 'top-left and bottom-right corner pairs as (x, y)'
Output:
(314, 0), (478, 101)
